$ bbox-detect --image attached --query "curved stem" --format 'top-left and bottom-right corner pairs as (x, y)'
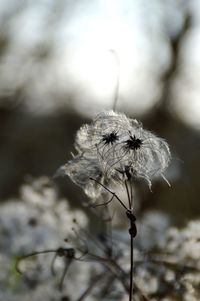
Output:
(125, 180), (131, 209)
(110, 49), (120, 111)
(89, 178), (128, 210)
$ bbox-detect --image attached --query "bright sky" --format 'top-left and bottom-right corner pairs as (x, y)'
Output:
(1, 0), (200, 129)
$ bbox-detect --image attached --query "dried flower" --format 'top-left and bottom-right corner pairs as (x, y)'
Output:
(75, 111), (139, 152)
(57, 110), (171, 197)
(115, 127), (171, 187)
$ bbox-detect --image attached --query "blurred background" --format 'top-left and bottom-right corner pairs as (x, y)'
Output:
(2, 1), (200, 300)
(0, 0), (200, 224)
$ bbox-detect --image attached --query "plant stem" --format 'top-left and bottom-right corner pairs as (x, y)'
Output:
(129, 233), (134, 301)
(127, 179), (134, 301)
(110, 49), (120, 111)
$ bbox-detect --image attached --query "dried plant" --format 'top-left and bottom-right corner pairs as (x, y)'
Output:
(57, 110), (171, 196)
(56, 110), (171, 301)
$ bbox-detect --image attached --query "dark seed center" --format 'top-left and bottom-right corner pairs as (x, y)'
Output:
(125, 135), (142, 150)
(102, 132), (119, 145)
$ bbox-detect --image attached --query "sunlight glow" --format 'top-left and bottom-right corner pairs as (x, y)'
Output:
(70, 46), (119, 100)
(65, 18), (138, 105)
(58, 1), (145, 110)
(2, 0), (174, 116)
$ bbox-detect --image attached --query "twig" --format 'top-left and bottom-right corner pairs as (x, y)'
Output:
(89, 177), (128, 210)
(110, 49), (120, 111)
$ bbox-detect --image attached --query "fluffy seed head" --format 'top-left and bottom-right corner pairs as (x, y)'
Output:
(57, 110), (171, 197)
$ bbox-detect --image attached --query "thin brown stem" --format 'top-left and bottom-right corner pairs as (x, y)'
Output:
(125, 180), (131, 209)
(90, 194), (114, 208)
(89, 178), (128, 210)
(129, 234), (134, 301)
(110, 49), (120, 111)
(16, 248), (70, 275)
(58, 259), (72, 291)
(130, 179), (133, 208)
(126, 180), (134, 301)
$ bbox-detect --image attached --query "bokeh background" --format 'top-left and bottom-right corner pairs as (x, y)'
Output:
(1, 0), (200, 223)
(1, 1), (200, 300)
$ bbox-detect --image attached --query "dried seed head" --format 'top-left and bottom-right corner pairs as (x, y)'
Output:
(75, 110), (139, 152)
(56, 110), (171, 197)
